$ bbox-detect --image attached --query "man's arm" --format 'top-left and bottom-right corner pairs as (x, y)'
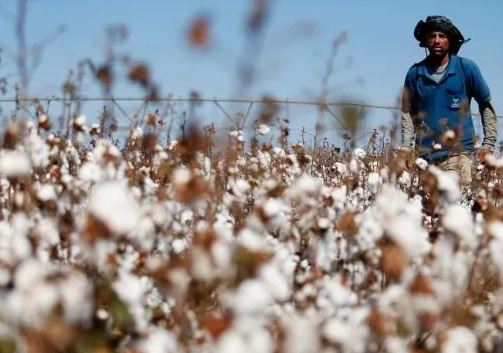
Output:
(464, 59), (498, 153)
(401, 70), (416, 150)
(401, 111), (415, 150)
(480, 101), (497, 151)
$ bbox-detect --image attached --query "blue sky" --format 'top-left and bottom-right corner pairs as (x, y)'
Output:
(0, 0), (502, 147)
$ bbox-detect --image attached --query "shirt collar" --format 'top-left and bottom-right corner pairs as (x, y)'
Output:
(417, 54), (458, 78)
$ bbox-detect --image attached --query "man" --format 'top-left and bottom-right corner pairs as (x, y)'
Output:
(401, 15), (497, 188)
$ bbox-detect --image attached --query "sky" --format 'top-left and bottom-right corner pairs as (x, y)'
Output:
(0, 0), (502, 147)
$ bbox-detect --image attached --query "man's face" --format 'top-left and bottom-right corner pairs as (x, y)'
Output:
(426, 31), (450, 57)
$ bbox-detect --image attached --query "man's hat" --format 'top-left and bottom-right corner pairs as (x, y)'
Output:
(414, 16), (471, 55)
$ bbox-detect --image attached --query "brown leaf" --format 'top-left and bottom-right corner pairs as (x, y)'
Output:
(128, 64), (150, 87)
(96, 65), (113, 88)
(188, 16), (210, 48)
(380, 241), (409, 282)
(199, 312), (233, 339)
(337, 211), (359, 237)
(408, 273), (434, 295)
(366, 305), (390, 336)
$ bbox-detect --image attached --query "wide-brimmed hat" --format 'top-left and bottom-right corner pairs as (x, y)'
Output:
(414, 16), (471, 54)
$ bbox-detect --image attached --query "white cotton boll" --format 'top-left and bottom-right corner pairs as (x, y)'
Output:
(258, 264), (291, 302)
(353, 148), (366, 160)
(25, 133), (50, 169)
(282, 314), (320, 353)
(215, 331), (246, 353)
(322, 315), (370, 353)
(320, 276), (357, 308)
(335, 162), (349, 176)
(262, 198), (285, 218)
(74, 114), (86, 126)
(229, 178), (250, 200)
(59, 271), (94, 323)
(247, 328), (273, 353)
(238, 229), (267, 252)
(349, 159), (359, 173)
(191, 246), (215, 282)
(172, 166), (192, 186)
(429, 166), (460, 203)
(180, 209), (193, 225)
(211, 240), (233, 276)
(36, 184), (57, 202)
(35, 218), (59, 246)
(386, 217), (430, 258)
(398, 171), (412, 188)
(318, 217), (331, 229)
(138, 327), (179, 353)
(385, 337), (410, 353)
(288, 174), (321, 201)
(442, 204), (476, 248)
(79, 162), (103, 183)
(0, 267), (10, 287)
(225, 279), (272, 315)
(415, 158), (428, 170)
(441, 326), (477, 353)
(0, 150), (31, 177)
(366, 172), (381, 193)
(257, 124), (271, 135)
(171, 238), (189, 254)
(13, 259), (48, 291)
(113, 271), (148, 314)
(131, 127), (143, 140)
(88, 180), (141, 235)
(24, 282), (60, 324)
(488, 221), (503, 241)
(92, 139), (120, 165)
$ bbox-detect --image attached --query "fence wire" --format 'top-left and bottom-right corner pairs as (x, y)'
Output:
(0, 96), (499, 148)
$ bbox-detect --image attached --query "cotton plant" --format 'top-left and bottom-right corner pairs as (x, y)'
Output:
(0, 119), (501, 353)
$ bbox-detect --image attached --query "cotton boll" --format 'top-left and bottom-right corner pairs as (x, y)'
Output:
(257, 124), (271, 135)
(223, 279), (272, 315)
(319, 275), (358, 308)
(429, 166), (460, 204)
(415, 158), (428, 171)
(191, 246), (215, 282)
(442, 204), (476, 249)
(58, 271), (94, 324)
(138, 327), (179, 353)
(36, 184), (57, 202)
(258, 264), (291, 302)
(281, 314), (320, 353)
(322, 312), (370, 353)
(215, 331), (247, 353)
(0, 150), (31, 177)
(441, 326), (477, 353)
(79, 162), (103, 183)
(397, 171), (412, 188)
(34, 218), (60, 247)
(353, 148), (366, 160)
(88, 180), (141, 235)
(366, 172), (381, 193)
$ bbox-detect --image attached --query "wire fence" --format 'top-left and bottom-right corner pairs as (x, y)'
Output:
(0, 95), (499, 148)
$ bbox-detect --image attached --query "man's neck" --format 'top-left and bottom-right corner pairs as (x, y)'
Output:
(427, 54), (450, 68)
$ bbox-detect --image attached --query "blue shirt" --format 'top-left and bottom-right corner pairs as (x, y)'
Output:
(404, 55), (491, 161)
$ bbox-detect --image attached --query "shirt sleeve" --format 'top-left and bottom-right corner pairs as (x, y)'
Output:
(464, 59), (491, 104)
(401, 68), (417, 148)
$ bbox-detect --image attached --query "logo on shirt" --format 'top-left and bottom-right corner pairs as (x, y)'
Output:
(450, 96), (460, 109)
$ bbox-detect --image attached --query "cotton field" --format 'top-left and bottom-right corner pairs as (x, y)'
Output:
(1, 116), (503, 353)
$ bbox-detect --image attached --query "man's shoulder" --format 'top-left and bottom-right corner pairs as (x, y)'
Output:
(453, 55), (478, 70)
(405, 59), (427, 77)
